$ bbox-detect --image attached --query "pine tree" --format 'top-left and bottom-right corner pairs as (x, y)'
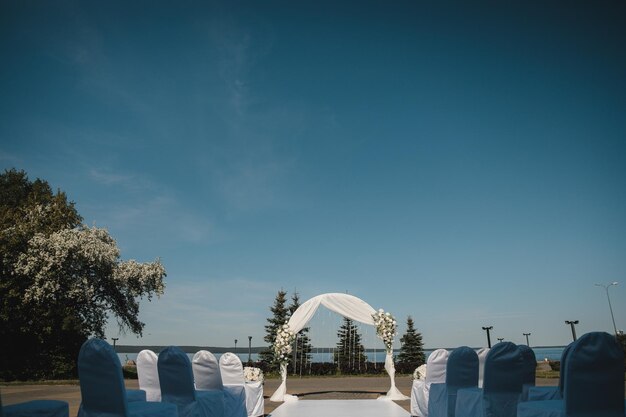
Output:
(334, 317), (366, 374)
(398, 316), (425, 370)
(288, 291), (312, 375)
(260, 290), (289, 366)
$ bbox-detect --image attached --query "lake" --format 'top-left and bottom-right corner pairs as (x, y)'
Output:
(117, 346), (565, 364)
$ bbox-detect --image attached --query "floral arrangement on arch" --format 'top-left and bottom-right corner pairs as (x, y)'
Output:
(372, 308), (397, 352)
(273, 323), (296, 365)
(243, 366), (264, 383)
(413, 364), (427, 381)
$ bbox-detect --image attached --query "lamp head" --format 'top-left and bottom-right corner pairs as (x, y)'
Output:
(611, 281), (619, 286)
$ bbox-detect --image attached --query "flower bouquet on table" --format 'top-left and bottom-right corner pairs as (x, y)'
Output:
(372, 308), (397, 352)
(243, 366), (264, 384)
(413, 364), (427, 381)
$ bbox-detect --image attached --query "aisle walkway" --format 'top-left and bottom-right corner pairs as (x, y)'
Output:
(269, 400), (409, 417)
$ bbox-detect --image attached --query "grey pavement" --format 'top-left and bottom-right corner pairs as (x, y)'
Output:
(1, 376), (559, 417)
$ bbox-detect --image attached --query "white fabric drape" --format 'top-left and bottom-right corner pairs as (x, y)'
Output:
(383, 351), (409, 400)
(287, 293), (376, 334)
(270, 293), (407, 402)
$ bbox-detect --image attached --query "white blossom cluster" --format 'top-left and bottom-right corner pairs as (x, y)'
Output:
(15, 226), (165, 304)
(273, 323), (295, 364)
(243, 366), (264, 383)
(12, 225), (166, 337)
(413, 364), (427, 380)
(372, 308), (397, 352)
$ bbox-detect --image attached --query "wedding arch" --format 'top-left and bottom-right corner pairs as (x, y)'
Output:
(269, 292), (409, 402)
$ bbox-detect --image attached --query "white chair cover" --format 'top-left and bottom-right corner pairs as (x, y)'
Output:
(411, 349), (449, 417)
(195, 351), (246, 417)
(476, 348), (490, 389)
(136, 349), (161, 402)
(219, 353), (244, 385)
(219, 353), (264, 417)
(244, 381), (264, 417)
(193, 351), (224, 390)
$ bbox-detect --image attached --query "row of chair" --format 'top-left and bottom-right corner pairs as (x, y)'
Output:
(135, 349), (263, 417)
(411, 331), (624, 417)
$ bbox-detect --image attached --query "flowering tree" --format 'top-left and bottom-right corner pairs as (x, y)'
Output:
(0, 169), (166, 380)
(15, 226), (166, 337)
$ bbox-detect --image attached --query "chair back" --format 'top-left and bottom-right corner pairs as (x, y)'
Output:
(219, 353), (244, 385)
(557, 341), (574, 397)
(426, 349), (449, 384)
(192, 350), (224, 390)
(77, 338), (128, 417)
(446, 346), (479, 390)
(517, 345), (536, 386)
(483, 342), (524, 393)
(446, 346), (478, 417)
(477, 347), (489, 388)
(563, 332), (625, 416)
(158, 346), (197, 407)
(136, 349), (161, 401)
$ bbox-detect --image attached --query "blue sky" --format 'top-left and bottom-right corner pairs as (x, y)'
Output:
(1, 1), (625, 349)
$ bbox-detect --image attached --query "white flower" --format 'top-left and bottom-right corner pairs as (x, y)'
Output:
(372, 308), (397, 353)
(273, 323), (296, 365)
(413, 364), (427, 380)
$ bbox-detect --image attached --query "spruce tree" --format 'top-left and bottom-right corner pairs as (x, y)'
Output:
(398, 316), (425, 370)
(260, 290), (289, 366)
(334, 317), (366, 374)
(288, 291), (312, 375)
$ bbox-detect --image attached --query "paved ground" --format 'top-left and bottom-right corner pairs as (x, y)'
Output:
(1, 376), (559, 417)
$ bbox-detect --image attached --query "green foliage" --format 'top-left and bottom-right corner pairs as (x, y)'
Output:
(260, 290), (289, 367)
(0, 169), (166, 381)
(288, 291), (312, 375)
(334, 317), (367, 374)
(397, 316), (425, 370)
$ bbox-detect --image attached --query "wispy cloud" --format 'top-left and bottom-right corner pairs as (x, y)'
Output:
(89, 168), (135, 186)
(108, 277), (280, 345)
(0, 150), (22, 166)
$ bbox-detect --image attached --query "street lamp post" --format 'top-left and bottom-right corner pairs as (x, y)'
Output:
(565, 320), (579, 341)
(595, 282), (619, 335)
(111, 337), (119, 349)
(497, 338), (504, 343)
(523, 333), (531, 346)
(482, 326), (493, 348)
(248, 336), (252, 363)
(234, 339), (238, 351)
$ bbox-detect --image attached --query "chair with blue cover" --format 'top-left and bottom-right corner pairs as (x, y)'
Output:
(411, 349), (449, 417)
(137, 350), (162, 402)
(193, 351), (246, 417)
(77, 338), (177, 417)
(428, 346), (479, 417)
(518, 345), (537, 401)
(1, 390), (69, 417)
(158, 346), (225, 417)
(455, 342), (524, 417)
(517, 332), (625, 417)
(526, 343), (574, 402)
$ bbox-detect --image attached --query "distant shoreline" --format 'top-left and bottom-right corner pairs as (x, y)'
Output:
(115, 344), (567, 354)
